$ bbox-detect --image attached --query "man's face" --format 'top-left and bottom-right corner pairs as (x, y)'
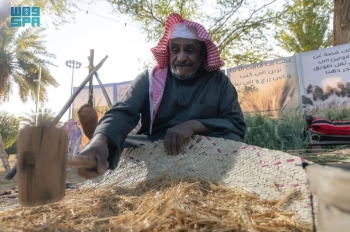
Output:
(168, 38), (203, 80)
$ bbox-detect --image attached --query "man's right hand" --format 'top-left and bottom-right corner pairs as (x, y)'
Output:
(77, 133), (109, 179)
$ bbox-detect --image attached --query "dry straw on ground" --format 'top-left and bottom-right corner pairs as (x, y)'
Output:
(0, 175), (312, 232)
(0, 135), (314, 231)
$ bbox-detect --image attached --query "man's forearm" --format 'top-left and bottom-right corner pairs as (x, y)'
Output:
(191, 120), (211, 135)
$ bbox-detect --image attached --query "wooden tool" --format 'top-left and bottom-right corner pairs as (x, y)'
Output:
(15, 56), (108, 207)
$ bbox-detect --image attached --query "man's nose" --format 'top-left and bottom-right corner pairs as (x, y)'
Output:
(176, 51), (187, 62)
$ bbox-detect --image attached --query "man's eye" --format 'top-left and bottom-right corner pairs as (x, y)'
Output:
(185, 47), (195, 53)
(171, 48), (179, 53)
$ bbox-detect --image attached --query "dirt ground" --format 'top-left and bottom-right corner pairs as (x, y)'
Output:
(0, 156), (17, 193)
(0, 155), (87, 209)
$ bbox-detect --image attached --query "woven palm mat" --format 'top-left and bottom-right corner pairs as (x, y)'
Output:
(85, 135), (315, 223)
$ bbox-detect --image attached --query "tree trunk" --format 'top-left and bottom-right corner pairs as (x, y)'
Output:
(333, 0), (350, 46)
(0, 133), (11, 173)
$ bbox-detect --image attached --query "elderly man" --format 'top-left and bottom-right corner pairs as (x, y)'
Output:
(78, 13), (246, 179)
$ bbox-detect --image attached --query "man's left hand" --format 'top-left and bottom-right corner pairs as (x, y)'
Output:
(164, 120), (210, 155)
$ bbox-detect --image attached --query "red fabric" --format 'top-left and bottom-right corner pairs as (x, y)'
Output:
(149, 13), (224, 131)
(308, 117), (350, 136)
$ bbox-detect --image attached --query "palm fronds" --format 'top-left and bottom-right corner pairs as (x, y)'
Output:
(0, 21), (58, 103)
(0, 111), (20, 149)
(20, 107), (61, 127)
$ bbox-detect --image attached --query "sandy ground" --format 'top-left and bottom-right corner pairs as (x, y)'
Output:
(0, 156), (17, 193)
(0, 155), (87, 209)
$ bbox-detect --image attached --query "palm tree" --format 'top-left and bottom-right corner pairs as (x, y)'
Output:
(0, 111), (20, 149)
(0, 21), (59, 103)
(20, 107), (62, 127)
(0, 1), (10, 29)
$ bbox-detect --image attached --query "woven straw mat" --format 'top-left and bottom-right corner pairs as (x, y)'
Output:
(85, 135), (314, 223)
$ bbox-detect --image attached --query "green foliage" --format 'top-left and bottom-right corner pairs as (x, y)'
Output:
(0, 112), (20, 149)
(107, 0), (284, 67)
(208, 1), (285, 67)
(0, 21), (58, 102)
(107, 0), (202, 42)
(275, 0), (333, 54)
(20, 107), (61, 127)
(316, 106), (350, 121)
(5, 142), (17, 155)
(243, 106), (350, 151)
(243, 108), (308, 151)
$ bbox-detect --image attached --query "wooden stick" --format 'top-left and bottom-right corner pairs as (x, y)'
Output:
(86, 56), (112, 108)
(51, 55), (108, 126)
(94, 71), (113, 108)
(88, 49), (94, 105)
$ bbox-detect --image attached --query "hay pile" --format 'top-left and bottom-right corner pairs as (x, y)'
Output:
(0, 175), (312, 231)
(0, 135), (315, 231)
(86, 135), (314, 223)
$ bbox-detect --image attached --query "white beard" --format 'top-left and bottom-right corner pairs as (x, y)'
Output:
(170, 63), (203, 81)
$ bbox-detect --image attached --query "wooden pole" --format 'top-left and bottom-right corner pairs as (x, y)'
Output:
(333, 0), (350, 46)
(35, 67), (42, 126)
(93, 70), (113, 108)
(88, 49), (94, 105)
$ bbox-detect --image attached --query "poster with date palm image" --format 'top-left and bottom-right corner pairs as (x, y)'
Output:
(228, 56), (301, 117)
(297, 43), (350, 115)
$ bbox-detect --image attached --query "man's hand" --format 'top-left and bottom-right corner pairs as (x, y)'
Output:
(164, 120), (210, 156)
(77, 133), (109, 179)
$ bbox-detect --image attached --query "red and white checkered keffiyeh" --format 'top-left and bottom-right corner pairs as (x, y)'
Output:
(148, 13), (224, 133)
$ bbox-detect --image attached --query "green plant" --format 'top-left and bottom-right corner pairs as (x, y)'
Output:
(243, 105), (350, 152)
(275, 0), (332, 54)
(320, 107), (350, 121)
(0, 112), (20, 149)
(307, 100), (350, 117)
(243, 107), (308, 151)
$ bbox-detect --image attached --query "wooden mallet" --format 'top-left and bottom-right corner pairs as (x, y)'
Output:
(16, 56), (108, 207)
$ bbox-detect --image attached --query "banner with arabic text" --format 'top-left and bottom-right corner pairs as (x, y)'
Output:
(297, 43), (350, 114)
